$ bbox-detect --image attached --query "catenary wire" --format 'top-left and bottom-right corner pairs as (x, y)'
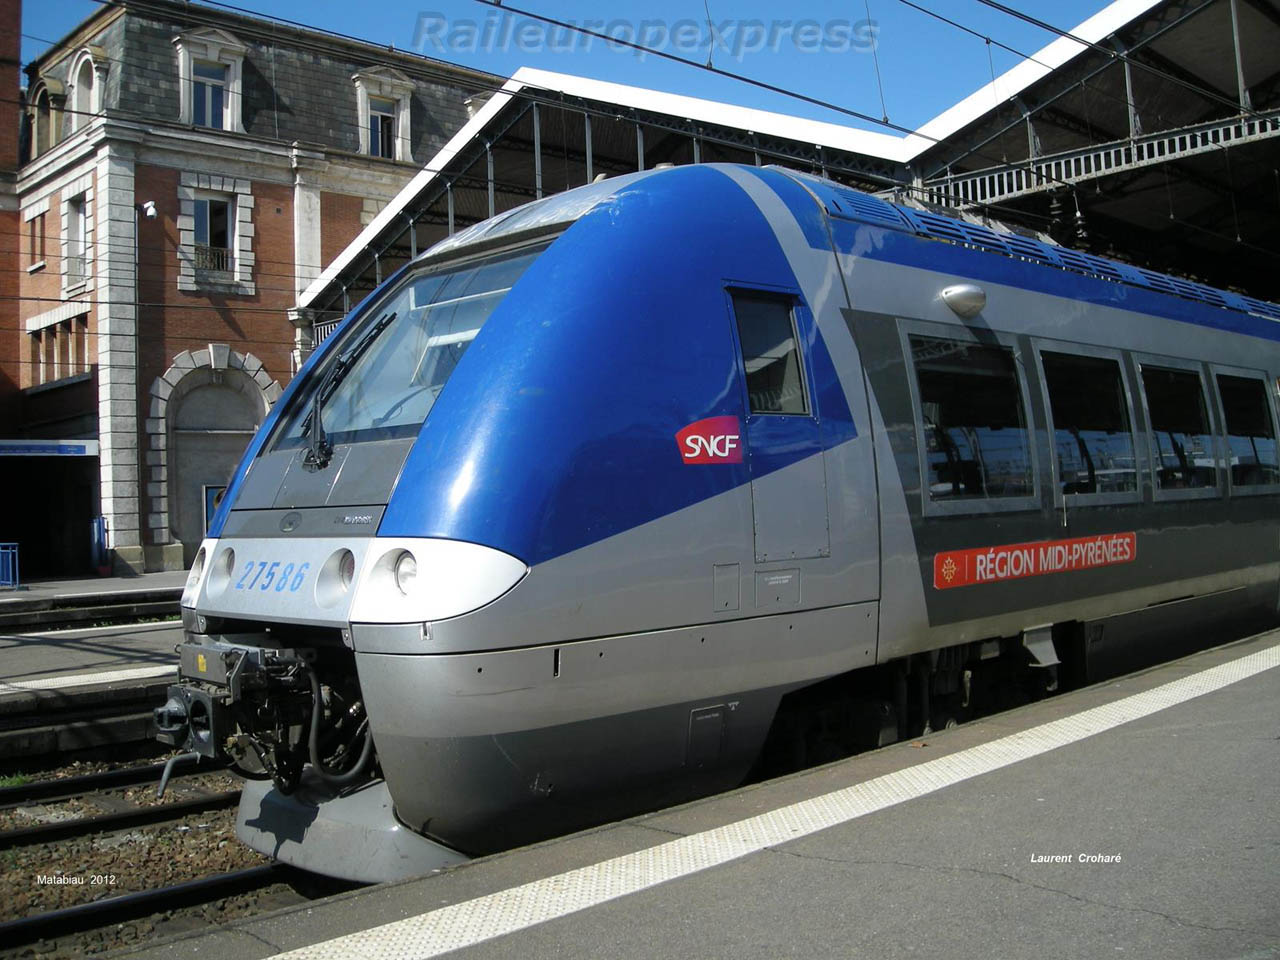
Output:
(36, 0), (1208, 247)
(969, 0), (1262, 119)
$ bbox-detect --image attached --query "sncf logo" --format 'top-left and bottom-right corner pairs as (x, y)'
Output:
(676, 416), (743, 465)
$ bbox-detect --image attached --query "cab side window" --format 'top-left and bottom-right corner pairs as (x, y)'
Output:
(1216, 374), (1280, 486)
(731, 293), (807, 415)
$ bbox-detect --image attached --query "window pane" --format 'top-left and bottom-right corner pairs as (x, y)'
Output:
(194, 199), (208, 245)
(193, 82), (207, 126)
(1217, 374), (1279, 485)
(209, 201), (230, 249)
(210, 84), (224, 129)
(379, 116), (395, 158)
(1042, 352), (1137, 494)
(1141, 366), (1218, 490)
(912, 336), (1033, 501)
(732, 294), (806, 415)
(272, 243), (549, 449)
(194, 62), (227, 81)
(67, 199), (85, 280)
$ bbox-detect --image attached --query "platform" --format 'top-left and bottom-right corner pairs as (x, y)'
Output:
(106, 628), (1279, 960)
(0, 621), (183, 692)
(0, 569), (187, 605)
(0, 570), (185, 694)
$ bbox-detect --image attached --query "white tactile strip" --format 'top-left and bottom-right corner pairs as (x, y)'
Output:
(274, 641), (1279, 960)
(0, 664), (176, 692)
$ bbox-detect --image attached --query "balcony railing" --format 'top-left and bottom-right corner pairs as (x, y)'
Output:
(194, 243), (233, 273)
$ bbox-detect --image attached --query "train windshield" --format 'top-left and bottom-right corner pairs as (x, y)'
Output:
(273, 242), (548, 450)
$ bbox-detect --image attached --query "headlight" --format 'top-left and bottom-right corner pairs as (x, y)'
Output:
(205, 546), (235, 597)
(339, 549), (356, 589)
(394, 551), (417, 595)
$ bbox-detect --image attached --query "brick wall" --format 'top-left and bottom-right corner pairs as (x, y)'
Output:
(135, 163), (295, 389)
(0, 204), (18, 431)
(320, 190), (365, 269)
(0, 0), (23, 430)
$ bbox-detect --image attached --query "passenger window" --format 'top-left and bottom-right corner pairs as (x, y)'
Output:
(1216, 374), (1280, 486)
(910, 336), (1033, 501)
(1041, 352), (1136, 495)
(731, 293), (807, 415)
(1140, 365), (1218, 490)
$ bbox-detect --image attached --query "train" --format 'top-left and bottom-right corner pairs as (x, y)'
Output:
(154, 162), (1280, 883)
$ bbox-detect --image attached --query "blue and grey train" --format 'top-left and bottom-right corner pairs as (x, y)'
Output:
(157, 163), (1280, 882)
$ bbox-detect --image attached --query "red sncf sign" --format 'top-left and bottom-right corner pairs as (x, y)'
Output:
(934, 532), (1137, 590)
(676, 416), (743, 464)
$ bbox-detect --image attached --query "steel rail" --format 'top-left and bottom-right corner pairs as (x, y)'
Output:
(0, 789), (241, 850)
(0, 863), (289, 946)
(0, 757), (221, 807)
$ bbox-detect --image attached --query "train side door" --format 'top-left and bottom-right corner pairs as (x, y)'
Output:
(728, 289), (831, 563)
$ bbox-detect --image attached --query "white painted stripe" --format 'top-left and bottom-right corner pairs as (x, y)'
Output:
(275, 641), (1280, 960)
(0, 664), (176, 693)
(21, 619), (182, 639)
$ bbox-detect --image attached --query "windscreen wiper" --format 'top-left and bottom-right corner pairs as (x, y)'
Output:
(302, 311), (397, 470)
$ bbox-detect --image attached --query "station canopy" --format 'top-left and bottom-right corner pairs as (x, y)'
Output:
(297, 0), (1280, 335)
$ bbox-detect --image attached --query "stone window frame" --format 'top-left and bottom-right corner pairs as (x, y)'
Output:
(172, 27), (247, 133)
(28, 78), (65, 158)
(353, 66), (414, 162)
(24, 197), (49, 272)
(25, 302), (91, 388)
(177, 172), (255, 295)
(68, 46), (108, 133)
(60, 173), (94, 297)
(145, 345), (280, 545)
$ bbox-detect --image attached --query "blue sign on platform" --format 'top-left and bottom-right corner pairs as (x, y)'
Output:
(0, 440), (99, 456)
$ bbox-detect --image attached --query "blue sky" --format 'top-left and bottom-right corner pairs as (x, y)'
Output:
(22, 0), (1107, 134)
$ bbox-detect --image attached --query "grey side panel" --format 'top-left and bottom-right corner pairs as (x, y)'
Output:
(420, 465), (867, 655)
(356, 600), (876, 853)
(755, 569), (800, 608)
(750, 453), (829, 561)
(355, 602), (878, 730)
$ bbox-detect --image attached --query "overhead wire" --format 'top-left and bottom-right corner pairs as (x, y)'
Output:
(17, 0), (1271, 319)
(969, 0), (1261, 120)
(42, 0), (1184, 234)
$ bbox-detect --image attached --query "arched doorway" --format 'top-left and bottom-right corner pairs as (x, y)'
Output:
(168, 369), (265, 564)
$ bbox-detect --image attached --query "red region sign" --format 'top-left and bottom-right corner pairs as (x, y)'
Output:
(933, 532), (1137, 590)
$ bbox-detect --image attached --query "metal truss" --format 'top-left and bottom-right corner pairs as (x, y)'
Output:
(925, 108), (1280, 208)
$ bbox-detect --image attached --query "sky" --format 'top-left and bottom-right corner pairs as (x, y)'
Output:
(21, 0), (1109, 135)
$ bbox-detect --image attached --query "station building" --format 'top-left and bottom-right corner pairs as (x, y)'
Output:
(0, 0), (496, 576)
(2, 0), (1277, 577)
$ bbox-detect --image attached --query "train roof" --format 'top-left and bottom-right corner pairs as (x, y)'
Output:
(412, 163), (1280, 325)
(780, 169), (1280, 324)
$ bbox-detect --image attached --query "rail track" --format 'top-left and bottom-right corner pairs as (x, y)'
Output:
(0, 759), (329, 952)
(0, 759), (238, 851)
(0, 864), (293, 946)
(0, 585), (182, 633)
